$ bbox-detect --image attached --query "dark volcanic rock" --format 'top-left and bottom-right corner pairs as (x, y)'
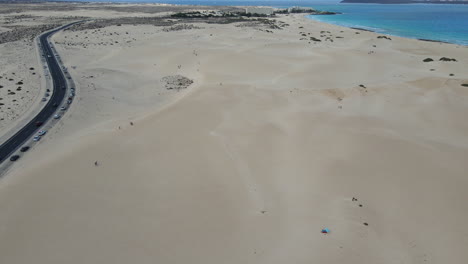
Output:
(439, 57), (457, 62)
(310, 37), (321, 42)
(377, 35), (392, 40)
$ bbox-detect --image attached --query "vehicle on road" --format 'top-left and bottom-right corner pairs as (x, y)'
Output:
(0, 22), (79, 166)
(53, 114), (61, 119)
(10, 155), (20, 162)
(20, 146), (30, 152)
(38, 130), (47, 136)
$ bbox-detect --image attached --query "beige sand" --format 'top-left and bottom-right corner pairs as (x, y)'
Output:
(1, 5), (468, 264)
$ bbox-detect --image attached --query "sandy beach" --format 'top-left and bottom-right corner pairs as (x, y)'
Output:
(0, 3), (467, 264)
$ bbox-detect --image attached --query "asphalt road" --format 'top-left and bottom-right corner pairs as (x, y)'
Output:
(0, 22), (79, 163)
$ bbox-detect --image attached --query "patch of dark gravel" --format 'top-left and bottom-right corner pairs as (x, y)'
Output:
(161, 75), (193, 91)
(0, 24), (61, 44)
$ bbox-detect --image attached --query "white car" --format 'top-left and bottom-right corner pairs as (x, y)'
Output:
(38, 130), (47, 136)
(33, 136), (41, 142)
(60, 106), (67, 111)
(53, 114), (61, 119)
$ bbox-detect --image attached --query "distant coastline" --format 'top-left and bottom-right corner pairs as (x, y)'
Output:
(341, 0), (468, 4)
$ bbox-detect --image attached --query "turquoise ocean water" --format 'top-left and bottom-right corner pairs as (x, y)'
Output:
(307, 3), (468, 46)
(71, 0), (468, 45)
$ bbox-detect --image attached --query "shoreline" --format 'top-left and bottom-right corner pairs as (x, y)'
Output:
(351, 26), (455, 44)
(306, 16), (467, 46)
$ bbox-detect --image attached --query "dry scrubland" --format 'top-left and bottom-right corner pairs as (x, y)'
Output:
(1, 3), (468, 264)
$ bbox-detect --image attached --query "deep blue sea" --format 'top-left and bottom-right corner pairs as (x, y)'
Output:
(69, 0), (468, 45)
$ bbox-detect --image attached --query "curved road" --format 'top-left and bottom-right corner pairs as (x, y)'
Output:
(0, 22), (79, 163)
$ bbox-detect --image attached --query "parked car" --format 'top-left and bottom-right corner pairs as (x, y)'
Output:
(20, 146), (30, 152)
(45, 93), (50, 97)
(33, 136), (41, 142)
(41, 98), (47, 102)
(35, 121), (43, 127)
(53, 114), (61, 119)
(10, 155), (20, 162)
(60, 106), (67, 111)
(38, 130), (47, 136)
(67, 100), (72, 104)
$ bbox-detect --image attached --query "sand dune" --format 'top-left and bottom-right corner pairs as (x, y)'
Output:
(1, 4), (468, 264)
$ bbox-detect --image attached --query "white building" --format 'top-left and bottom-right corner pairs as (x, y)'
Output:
(245, 6), (274, 16)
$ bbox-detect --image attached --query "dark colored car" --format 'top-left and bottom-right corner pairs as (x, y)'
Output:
(52, 103), (58, 107)
(20, 146), (30, 152)
(35, 121), (43, 127)
(10, 155), (20, 161)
